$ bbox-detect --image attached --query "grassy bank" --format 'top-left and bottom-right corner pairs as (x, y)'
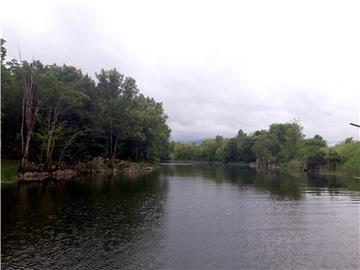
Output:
(1, 160), (19, 182)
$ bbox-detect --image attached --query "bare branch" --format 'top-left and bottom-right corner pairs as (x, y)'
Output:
(59, 128), (93, 163)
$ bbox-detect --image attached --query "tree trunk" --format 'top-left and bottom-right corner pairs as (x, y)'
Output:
(109, 117), (113, 160)
(110, 135), (118, 167)
(20, 93), (25, 158)
(44, 104), (61, 172)
(20, 129), (32, 173)
(134, 143), (139, 162)
(19, 71), (38, 173)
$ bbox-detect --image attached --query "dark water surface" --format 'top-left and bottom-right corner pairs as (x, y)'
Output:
(2, 164), (360, 269)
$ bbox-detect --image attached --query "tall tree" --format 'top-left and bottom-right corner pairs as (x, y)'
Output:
(18, 61), (41, 173)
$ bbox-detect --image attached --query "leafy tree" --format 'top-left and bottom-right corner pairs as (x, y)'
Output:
(1, 51), (23, 158)
(224, 138), (238, 163)
(334, 140), (360, 176)
(1, 41), (172, 171)
(252, 131), (275, 167)
(325, 149), (341, 171)
(237, 134), (256, 163)
(303, 148), (326, 172)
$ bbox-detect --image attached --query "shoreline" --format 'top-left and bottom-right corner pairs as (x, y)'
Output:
(164, 160), (360, 180)
(3, 159), (359, 182)
(8, 161), (156, 182)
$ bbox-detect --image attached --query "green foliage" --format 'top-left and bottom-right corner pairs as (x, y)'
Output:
(170, 121), (359, 177)
(252, 131), (275, 165)
(1, 57), (22, 157)
(1, 41), (171, 169)
(200, 136), (226, 162)
(172, 143), (199, 161)
(325, 149), (341, 171)
(334, 141), (360, 176)
(303, 148), (326, 172)
(237, 136), (256, 163)
(223, 138), (238, 163)
(1, 160), (19, 181)
(286, 159), (302, 170)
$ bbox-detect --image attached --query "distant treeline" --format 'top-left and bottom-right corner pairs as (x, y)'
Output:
(1, 40), (171, 172)
(170, 122), (360, 176)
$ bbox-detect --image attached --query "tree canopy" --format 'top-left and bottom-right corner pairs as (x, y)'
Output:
(1, 40), (171, 171)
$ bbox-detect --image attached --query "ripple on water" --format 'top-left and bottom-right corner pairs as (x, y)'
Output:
(1, 167), (359, 269)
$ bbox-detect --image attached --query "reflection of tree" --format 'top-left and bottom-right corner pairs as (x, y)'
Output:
(251, 172), (304, 200)
(162, 164), (305, 200)
(305, 173), (360, 193)
(162, 164), (254, 183)
(1, 172), (169, 269)
(162, 164), (360, 201)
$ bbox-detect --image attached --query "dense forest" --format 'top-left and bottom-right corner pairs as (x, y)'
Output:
(1, 40), (171, 173)
(170, 121), (360, 176)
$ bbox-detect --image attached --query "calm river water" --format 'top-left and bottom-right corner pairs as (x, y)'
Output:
(2, 164), (360, 269)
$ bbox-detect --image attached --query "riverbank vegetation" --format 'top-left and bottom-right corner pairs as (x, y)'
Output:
(170, 121), (360, 177)
(1, 39), (171, 178)
(1, 160), (19, 181)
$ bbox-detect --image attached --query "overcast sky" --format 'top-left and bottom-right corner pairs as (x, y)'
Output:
(2, 0), (359, 143)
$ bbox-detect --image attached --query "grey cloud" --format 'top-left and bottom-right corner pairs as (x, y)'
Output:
(3, 0), (359, 143)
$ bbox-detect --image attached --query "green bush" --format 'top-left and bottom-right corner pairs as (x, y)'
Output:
(334, 141), (360, 176)
(286, 159), (303, 170)
(75, 157), (109, 173)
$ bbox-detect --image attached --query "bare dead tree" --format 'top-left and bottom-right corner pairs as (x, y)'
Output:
(19, 62), (39, 173)
(43, 99), (62, 171)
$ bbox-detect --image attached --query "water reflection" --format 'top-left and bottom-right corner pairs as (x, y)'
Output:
(2, 172), (168, 270)
(2, 164), (359, 270)
(162, 163), (360, 200)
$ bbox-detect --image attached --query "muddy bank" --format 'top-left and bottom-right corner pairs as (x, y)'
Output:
(19, 169), (78, 181)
